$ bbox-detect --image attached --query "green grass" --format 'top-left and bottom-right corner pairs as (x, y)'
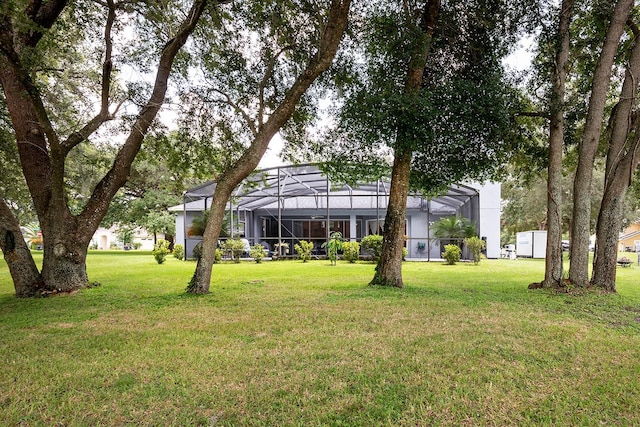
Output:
(1, 252), (640, 426)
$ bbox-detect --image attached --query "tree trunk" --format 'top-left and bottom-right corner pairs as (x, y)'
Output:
(369, 0), (440, 288)
(189, 182), (235, 294)
(370, 149), (411, 287)
(591, 23), (640, 292)
(38, 212), (93, 293)
(568, 0), (633, 286)
(187, 0), (352, 294)
(0, 199), (43, 297)
(543, 0), (575, 288)
(592, 179), (627, 292)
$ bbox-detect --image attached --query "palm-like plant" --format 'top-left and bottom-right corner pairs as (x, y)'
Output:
(432, 215), (477, 249)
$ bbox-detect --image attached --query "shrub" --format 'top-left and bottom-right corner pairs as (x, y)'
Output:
(464, 236), (486, 264)
(432, 215), (476, 248)
(294, 240), (314, 262)
(173, 244), (185, 260)
(132, 242), (142, 250)
(442, 244), (461, 265)
(361, 234), (383, 261)
(402, 247), (408, 261)
(274, 242), (289, 259)
(152, 239), (170, 264)
(250, 244), (267, 263)
(342, 241), (360, 263)
(223, 239), (245, 263)
(322, 232), (343, 265)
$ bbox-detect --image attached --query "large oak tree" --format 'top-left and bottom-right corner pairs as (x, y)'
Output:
(0, 0), (219, 296)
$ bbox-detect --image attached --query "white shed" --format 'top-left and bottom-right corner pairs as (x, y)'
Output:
(516, 230), (547, 259)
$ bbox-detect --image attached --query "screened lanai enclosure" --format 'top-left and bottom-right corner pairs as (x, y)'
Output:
(170, 164), (501, 260)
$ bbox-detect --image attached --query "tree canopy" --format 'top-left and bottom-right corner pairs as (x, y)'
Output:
(317, 1), (535, 195)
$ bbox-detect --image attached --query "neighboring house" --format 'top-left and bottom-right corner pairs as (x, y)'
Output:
(169, 164), (501, 260)
(618, 222), (640, 252)
(92, 227), (116, 250)
(90, 226), (162, 250)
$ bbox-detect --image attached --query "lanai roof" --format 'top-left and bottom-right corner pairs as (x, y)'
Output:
(177, 164), (479, 214)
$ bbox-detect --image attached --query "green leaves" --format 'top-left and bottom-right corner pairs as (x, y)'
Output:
(318, 1), (529, 194)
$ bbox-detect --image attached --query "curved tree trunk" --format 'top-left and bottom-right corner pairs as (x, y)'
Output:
(370, 149), (411, 287)
(0, 199), (43, 297)
(187, 0), (352, 294)
(591, 23), (640, 292)
(569, 0), (633, 286)
(543, 0), (575, 288)
(592, 181), (627, 292)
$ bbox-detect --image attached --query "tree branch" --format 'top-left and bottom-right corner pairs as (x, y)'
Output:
(258, 45), (292, 126)
(78, 0), (211, 233)
(62, 0), (117, 152)
(515, 111), (551, 120)
(211, 88), (258, 137)
(23, 0), (68, 48)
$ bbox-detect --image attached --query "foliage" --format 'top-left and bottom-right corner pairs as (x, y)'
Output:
(249, 244), (267, 264)
(17, 223), (41, 249)
(464, 237), (486, 265)
(442, 244), (462, 265)
(152, 239), (170, 264)
(184, 0), (351, 293)
(322, 232), (344, 265)
(223, 239), (245, 263)
(173, 244), (185, 260)
(0, 103), (36, 223)
(342, 241), (360, 263)
(361, 234), (383, 261)
(294, 240), (314, 263)
(101, 133), (219, 236)
(313, 1), (535, 195)
(116, 227), (134, 248)
(402, 247), (408, 261)
(187, 212), (208, 237)
(432, 216), (477, 249)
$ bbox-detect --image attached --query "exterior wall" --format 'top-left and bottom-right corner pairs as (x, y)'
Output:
(405, 211), (441, 259)
(618, 223), (640, 252)
(175, 212), (185, 253)
(92, 227), (115, 250)
(476, 181), (501, 258)
(133, 232), (161, 250)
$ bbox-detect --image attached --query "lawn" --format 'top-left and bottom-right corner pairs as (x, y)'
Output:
(1, 252), (640, 426)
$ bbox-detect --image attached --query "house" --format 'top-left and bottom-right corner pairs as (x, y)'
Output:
(169, 164), (501, 260)
(90, 226), (162, 250)
(618, 222), (640, 252)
